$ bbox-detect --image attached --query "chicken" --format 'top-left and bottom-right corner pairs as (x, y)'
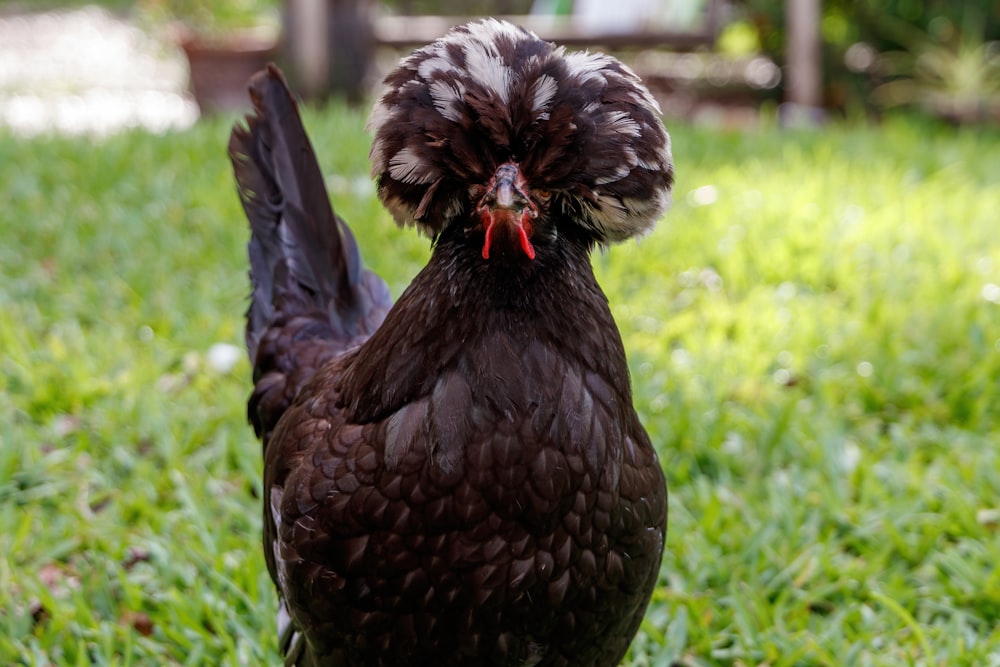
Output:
(228, 19), (673, 667)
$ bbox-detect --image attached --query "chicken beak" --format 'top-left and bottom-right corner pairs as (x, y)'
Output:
(478, 162), (537, 260)
(494, 170), (517, 209)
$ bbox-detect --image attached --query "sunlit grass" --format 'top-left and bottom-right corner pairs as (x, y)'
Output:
(2, 109), (999, 665)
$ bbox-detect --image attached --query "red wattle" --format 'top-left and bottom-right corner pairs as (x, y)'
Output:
(480, 211), (536, 260)
(516, 224), (536, 259)
(482, 221), (495, 259)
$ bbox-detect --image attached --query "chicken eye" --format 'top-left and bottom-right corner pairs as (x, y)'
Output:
(534, 189), (552, 202)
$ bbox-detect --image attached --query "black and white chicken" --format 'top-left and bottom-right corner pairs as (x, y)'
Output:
(229, 18), (674, 666)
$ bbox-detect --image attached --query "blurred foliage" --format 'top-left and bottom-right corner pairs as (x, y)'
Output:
(739, 0), (1000, 57)
(0, 0), (136, 10)
(135, 0), (278, 33)
(873, 18), (1000, 123)
(0, 0), (278, 33)
(378, 0), (531, 14)
(735, 0), (1000, 119)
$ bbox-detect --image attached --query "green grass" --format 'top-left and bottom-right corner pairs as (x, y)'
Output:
(1, 108), (998, 666)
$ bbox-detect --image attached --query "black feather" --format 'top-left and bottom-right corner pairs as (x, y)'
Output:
(228, 64), (389, 362)
(230, 24), (668, 665)
(228, 64), (391, 440)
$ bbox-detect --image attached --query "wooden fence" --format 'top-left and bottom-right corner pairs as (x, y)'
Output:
(283, 0), (725, 100)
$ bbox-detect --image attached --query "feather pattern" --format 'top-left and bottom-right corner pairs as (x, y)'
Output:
(230, 20), (669, 667)
(228, 64), (392, 439)
(368, 18), (674, 243)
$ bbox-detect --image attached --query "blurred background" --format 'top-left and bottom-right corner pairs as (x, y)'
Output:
(1, 0), (999, 135)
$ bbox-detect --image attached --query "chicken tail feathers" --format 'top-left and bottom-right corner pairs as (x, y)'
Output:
(228, 64), (391, 439)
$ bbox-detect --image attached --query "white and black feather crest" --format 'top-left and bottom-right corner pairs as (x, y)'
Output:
(368, 18), (674, 244)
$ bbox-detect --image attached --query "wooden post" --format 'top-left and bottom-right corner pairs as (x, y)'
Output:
(285, 0), (328, 99)
(326, 0), (373, 103)
(785, 0), (822, 109)
(284, 0), (373, 101)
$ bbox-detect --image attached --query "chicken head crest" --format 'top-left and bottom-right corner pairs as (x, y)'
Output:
(368, 18), (674, 251)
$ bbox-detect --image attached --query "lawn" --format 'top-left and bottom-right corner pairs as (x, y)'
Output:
(1, 106), (999, 666)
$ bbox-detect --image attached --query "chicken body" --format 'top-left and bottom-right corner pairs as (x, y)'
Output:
(230, 20), (672, 667)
